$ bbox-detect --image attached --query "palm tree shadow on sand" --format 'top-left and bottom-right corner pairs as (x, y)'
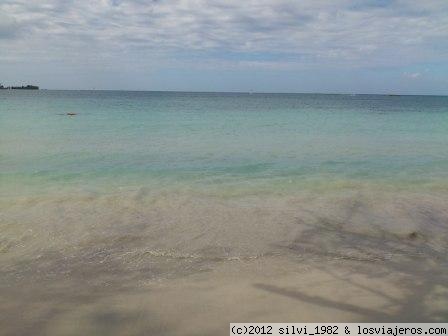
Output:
(254, 203), (448, 322)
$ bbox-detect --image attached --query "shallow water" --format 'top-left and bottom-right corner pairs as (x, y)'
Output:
(1, 91), (448, 333)
(2, 91), (448, 195)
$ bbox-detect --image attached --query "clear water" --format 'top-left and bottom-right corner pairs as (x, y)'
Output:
(2, 90), (448, 197)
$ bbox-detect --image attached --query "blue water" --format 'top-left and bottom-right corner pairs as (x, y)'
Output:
(1, 90), (448, 196)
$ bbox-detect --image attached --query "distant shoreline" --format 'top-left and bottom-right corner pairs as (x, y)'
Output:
(0, 85), (39, 90)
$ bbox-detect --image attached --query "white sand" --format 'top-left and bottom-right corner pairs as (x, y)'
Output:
(1, 191), (448, 335)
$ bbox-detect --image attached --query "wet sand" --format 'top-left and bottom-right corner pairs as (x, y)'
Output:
(1, 190), (448, 335)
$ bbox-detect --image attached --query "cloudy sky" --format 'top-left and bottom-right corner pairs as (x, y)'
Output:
(0, 0), (447, 94)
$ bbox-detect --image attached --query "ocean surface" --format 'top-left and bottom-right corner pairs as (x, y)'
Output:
(2, 91), (448, 196)
(1, 91), (448, 332)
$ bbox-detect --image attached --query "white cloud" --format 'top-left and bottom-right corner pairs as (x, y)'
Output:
(403, 72), (421, 79)
(0, 0), (447, 69)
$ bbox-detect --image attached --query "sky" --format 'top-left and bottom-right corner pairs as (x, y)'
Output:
(0, 0), (447, 94)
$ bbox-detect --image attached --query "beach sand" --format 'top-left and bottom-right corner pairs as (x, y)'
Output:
(1, 190), (448, 335)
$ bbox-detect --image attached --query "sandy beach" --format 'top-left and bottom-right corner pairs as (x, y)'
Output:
(2, 190), (448, 335)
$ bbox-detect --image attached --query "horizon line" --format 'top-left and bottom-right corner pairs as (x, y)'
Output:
(17, 88), (448, 97)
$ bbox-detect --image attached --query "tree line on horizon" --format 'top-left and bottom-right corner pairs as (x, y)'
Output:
(0, 84), (39, 90)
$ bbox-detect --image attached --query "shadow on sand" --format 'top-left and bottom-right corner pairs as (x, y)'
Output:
(254, 204), (448, 322)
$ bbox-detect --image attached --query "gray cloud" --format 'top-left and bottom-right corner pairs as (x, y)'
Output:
(0, 13), (20, 39)
(0, 0), (447, 69)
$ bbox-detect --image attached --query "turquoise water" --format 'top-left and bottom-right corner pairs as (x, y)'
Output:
(2, 90), (448, 197)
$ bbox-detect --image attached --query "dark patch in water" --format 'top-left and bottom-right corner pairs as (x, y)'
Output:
(408, 231), (418, 240)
